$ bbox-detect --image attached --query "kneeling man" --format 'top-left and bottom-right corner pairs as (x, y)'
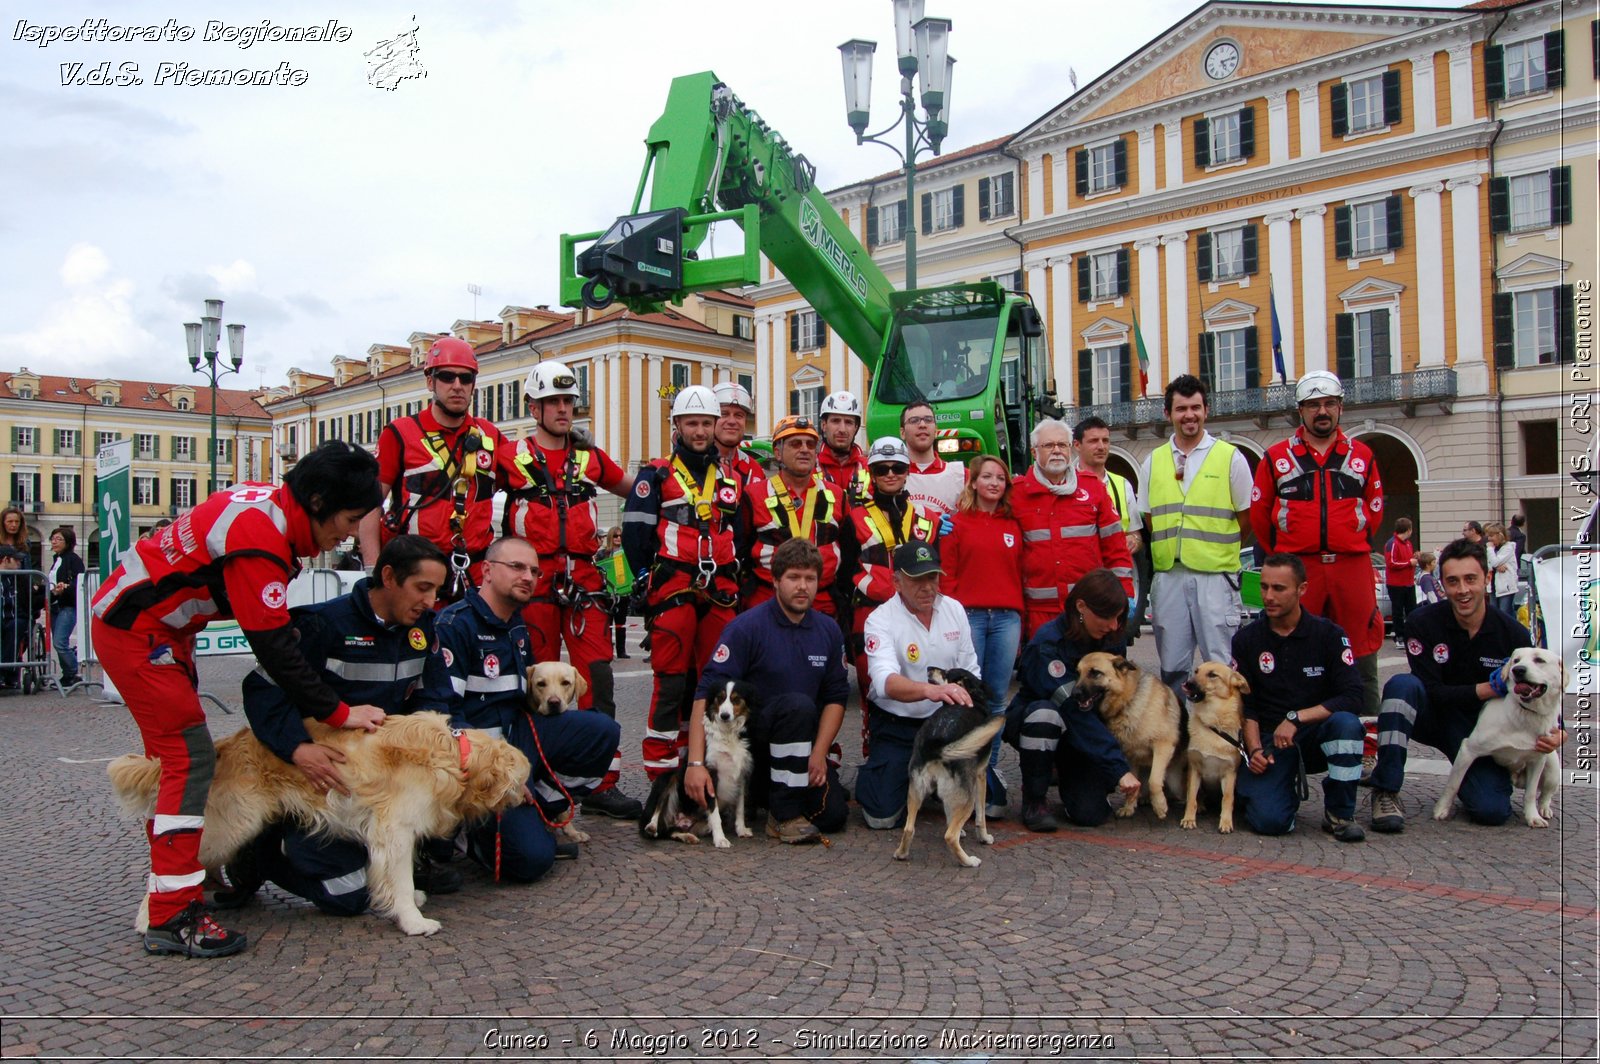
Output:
(1233, 553), (1367, 842)
(687, 538), (850, 843)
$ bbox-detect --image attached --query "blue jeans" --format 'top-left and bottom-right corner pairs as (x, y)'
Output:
(51, 608), (77, 678)
(965, 607), (1021, 804)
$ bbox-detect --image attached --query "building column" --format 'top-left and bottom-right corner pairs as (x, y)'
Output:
(1411, 52), (1438, 134)
(595, 353), (615, 457)
(1265, 210), (1297, 382)
(754, 312), (776, 437)
(1136, 125), (1156, 196)
(1447, 175), (1488, 393)
(1447, 44), (1475, 127)
(1267, 90), (1290, 166)
(1161, 233), (1190, 380)
(1134, 237), (1163, 397)
(1163, 123), (1183, 188)
(1297, 83), (1320, 161)
(1295, 206), (1329, 375)
(1027, 156), (1045, 219)
(627, 353), (643, 466)
(1410, 182), (1447, 367)
(1046, 253), (1074, 401)
(645, 354), (664, 458)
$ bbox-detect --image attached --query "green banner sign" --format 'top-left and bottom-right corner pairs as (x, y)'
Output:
(96, 438), (132, 581)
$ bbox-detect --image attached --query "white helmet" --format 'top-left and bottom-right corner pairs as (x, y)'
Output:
(820, 390), (862, 420)
(712, 381), (755, 415)
(866, 436), (912, 467)
(1295, 370), (1344, 404)
(525, 360), (580, 401)
(670, 384), (719, 419)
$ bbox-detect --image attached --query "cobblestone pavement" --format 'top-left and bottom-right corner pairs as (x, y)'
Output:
(1, 629), (1595, 1061)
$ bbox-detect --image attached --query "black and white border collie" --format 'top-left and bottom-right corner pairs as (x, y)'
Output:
(639, 680), (755, 848)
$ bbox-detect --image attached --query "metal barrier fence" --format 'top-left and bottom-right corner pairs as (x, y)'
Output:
(0, 570), (56, 696)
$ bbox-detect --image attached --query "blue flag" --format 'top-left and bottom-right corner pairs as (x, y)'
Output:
(1269, 282), (1287, 384)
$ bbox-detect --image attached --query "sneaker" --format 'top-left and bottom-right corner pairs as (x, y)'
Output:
(985, 801), (1008, 820)
(1371, 790), (1405, 834)
(413, 852), (462, 895)
(766, 815), (821, 844)
(143, 901), (247, 958)
(1321, 811), (1366, 843)
(582, 787), (644, 820)
(554, 840), (580, 860)
(1357, 753), (1377, 787)
(211, 846), (265, 911)
(1021, 800), (1059, 833)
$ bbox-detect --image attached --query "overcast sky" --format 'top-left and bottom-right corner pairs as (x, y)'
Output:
(1, 0), (1434, 391)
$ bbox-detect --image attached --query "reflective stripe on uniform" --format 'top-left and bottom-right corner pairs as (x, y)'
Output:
(151, 814), (204, 835)
(770, 768), (810, 788)
(148, 869), (207, 893)
(1023, 586), (1058, 600)
(465, 674), (520, 693)
(324, 658), (425, 682)
(322, 868), (368, 896)
(1323, 739), (1364, 757)
(769, 741), (813, 759)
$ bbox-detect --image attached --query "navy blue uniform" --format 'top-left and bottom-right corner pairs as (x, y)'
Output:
(424, 589), (620, 881)
(696, 600), (850, 830)
(1231, 610), (1365, 834)
(1374, 599), (1533, 825)
(240, 579), (446, 914)
(1004, 613), (1131, 826)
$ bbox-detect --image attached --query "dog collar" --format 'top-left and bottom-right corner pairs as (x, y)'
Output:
(452, 728), (471, 773)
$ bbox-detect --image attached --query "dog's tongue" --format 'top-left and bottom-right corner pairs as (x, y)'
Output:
(1515, 681), (1544, 699)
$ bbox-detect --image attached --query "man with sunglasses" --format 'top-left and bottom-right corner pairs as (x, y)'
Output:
(501, 360), (641, 820)
(900, 401), (964, 520)
(1136, 374), (1253, 696)
(740, 416), (851, 616)
(360, 337), (508, 602)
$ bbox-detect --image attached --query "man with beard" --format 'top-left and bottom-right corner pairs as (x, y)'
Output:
(624, 385), (746, 781)
(686, 538), (850, 843)
(741, 416), (850, 615)
(900, 401), (965, 520)
(1249, 371), (1384, 713)
(360, 337), (507, 601)
(1012, 418), (1133, 638)
(713, 381), (766, 494)
(817, 391), (869, 498)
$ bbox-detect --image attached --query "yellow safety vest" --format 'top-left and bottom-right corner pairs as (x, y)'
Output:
(1147, 442), (1241, 572)
(1104, 471), (1133, 530)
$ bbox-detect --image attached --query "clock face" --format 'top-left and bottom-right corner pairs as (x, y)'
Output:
(1205, 41), (1240, 80)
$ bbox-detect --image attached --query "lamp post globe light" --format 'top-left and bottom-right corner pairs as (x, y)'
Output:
(838, 0), (954, 289)
(182, 298), (245, 496)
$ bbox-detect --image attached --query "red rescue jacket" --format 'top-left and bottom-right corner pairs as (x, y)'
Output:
(1249, 429), (1383, 557)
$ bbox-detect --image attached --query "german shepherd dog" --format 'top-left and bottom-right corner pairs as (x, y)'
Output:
(1075, 652), (1182, 820)
(892, 667), (1007, 868)
(639, 680), (755, 848)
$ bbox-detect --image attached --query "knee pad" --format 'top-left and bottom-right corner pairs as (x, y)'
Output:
(587, 660), (616, 718)
(179, 723), (216, 811)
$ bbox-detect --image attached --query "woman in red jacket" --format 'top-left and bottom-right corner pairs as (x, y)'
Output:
(940, 454), (1024, 817)
(1383, 517), (1417, 648)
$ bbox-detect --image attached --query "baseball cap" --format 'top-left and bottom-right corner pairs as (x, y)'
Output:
(893, 540), (943, 578)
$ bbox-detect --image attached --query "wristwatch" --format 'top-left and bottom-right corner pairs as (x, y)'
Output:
(1285, 711), (1301, 726)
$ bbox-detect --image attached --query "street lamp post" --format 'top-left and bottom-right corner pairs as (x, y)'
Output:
(183, 299), (245, 495)
(839, 0), (955, 290)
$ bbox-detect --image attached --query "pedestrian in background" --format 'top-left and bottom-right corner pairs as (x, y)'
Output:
(1416, 552), (1442, 605)
(1507, 513), (1528, 563)
(47, 527), (84, 687)
(595, 527), (632, 659)
(0, 507), (33, 567)
(1384, 517), (1417, 649)
(1484, 522), (1520, 616)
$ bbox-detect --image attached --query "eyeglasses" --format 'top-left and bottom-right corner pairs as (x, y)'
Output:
(432, 370), (477, 386)
(1035, 441), (1072, 452)
(872, 464), (910, 476)
(902, 415), (936, 427)
(485, 559), (537, 575)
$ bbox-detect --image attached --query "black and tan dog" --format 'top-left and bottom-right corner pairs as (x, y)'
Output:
(1180, 661), (1248, 833)
(639, 679), (755, 848)
(1075, 652), (1182, 820)
(892, 667), (1007, 868)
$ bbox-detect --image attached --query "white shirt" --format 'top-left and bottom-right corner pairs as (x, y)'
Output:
(864, 592), (979, 719)
(906, 458), (965, 520)
(1135, 430), (1253, 514)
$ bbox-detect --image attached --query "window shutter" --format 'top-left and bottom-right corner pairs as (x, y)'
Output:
(897, 200), (908, 235)
(921, 193), (933, 235)
(152, 478), (159, 506)
(1333, 205), (1353, 259)
(1244, 327), (1261, 390)
(789, 313), (799, 353)
(978, 177), (991, 221)
(1077, 256), (1091, 303)
(51, 476), (59, 504)
(170, 478), (179, 508)
(1075, 149), (1089, 196)
(951, 183), (965, 227)
(1593, 20), (1598, 80)
(1118, 345), (1132, 403)
(1112, 139), (1128, 188)
(50, 429), (58, 455)
(1491, 294), (1514, 368)
(1385, 195), (1404, 251)
(1197, 333), (1216, 394)
(1382, 69), (1402, 127)
(1242, 225), (1259, 275)
(1485, 44), (1505, 103)
(1077, 350), (1093, 405)
(789, 390), (799, 415)
(1551, 167), (1572, 226)
(866, 206), (879, 248)
(1558, 284), (1576, 363)
(1488, 176), (1510, 234)
(1115, 247), (1131, 297)
(818, 322), (829, 350)
(1545, 31), (1565, 89)
(1372, 309), (1392, 376)
(1195, 232), (1214, 283)
(7, 428), (13, 453)
(1238, 106), (1255, 159)
(1335, 314), (1356, 379)
(1330, 82), (1349, 137)
(1193, 117), (1211, 168)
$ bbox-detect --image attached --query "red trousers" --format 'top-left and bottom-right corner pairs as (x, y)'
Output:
(1300, 552), (1385, 658)
(642, 596), (733, 780)
(95, 619), (212, 927)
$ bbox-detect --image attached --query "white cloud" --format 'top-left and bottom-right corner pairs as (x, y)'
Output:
(208, 259), (258, 294)
(0, 244), (160, 373)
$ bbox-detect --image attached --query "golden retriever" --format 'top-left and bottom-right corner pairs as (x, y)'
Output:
(108, 712), (529, 937)
(525, 660), (593, 844)
(1074, 652), (1181, 820)
(1180, 661), (1248, 833)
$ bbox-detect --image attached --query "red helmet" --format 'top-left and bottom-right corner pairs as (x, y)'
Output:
(424, 337), (479, 374)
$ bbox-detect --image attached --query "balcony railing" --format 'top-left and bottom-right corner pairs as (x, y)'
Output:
(1056, 368), (1457, 430)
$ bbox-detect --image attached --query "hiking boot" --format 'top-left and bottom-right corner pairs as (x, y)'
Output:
(1370, 790), (1405, 834)
(211, 845), (265, 911)
(582, 787), (644, 820)
(554, 840), (580, 860)
(1358, 753), (1377, 787)
(143, 901), (247, 959)
(1321, 811), (1366, 843)
(413, 852), (462, 895)
(1021, 800), (1059, 833)
(766, 815), (821, 844)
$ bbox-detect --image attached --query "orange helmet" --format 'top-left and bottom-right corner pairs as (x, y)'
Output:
(771, 415), (820, 447)
(424, 337), (479, 374)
